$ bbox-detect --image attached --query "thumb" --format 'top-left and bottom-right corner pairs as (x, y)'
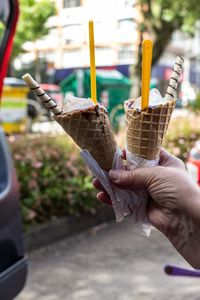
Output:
(159, 148), (185, 170)
(109, 168), (157, 190)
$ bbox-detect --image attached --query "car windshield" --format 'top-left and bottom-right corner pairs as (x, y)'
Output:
(46, 89), (60, 94)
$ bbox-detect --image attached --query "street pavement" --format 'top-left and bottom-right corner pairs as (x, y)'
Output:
(17, 217), (200, 300)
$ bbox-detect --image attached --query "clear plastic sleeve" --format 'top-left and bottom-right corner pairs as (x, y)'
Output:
(81, 149), (159, 236)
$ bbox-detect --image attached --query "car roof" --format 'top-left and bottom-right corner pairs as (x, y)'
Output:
(4, 77), (26, 86)
(40, 84), (60, 90)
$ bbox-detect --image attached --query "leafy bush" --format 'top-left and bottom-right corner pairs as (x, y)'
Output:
(188, 94), (200, 111)
(9, 134), (97, 228)
(163, 114), (200, 162)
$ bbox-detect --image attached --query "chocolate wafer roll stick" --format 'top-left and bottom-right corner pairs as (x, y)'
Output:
(165, 56), (184, 101)
(22, 73), (63, 115)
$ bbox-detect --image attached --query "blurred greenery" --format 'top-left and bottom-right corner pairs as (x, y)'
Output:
(188, 94), (200, 111)
(11, 0), (55, 60)
(163, 114), (200, 162)
(9, 134), (97, 229)
(0, 22), (4, 44)
(138, 0), (200, 65)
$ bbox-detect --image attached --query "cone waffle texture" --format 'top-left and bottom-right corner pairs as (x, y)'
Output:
(54, 105), (117, 171)
(125, 99), (176, 160)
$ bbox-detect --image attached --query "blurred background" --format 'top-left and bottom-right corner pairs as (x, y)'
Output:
(1, 0), (200, 299)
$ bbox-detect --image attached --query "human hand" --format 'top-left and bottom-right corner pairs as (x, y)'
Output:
(93, 149), (200, 268)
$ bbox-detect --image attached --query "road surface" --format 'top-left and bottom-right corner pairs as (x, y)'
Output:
(17, 217), (200, 300)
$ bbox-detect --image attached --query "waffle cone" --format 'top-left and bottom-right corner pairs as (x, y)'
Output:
(125, 99), (176, 160)
(54, 105), (117, 171)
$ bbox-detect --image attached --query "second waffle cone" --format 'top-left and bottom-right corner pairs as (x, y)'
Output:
(125, 99), (176, 160)
(54, 105), (117, 171)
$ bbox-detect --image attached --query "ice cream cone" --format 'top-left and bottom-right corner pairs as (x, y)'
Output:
(54, 104), (117, 171)
(124, 99), (176, 160)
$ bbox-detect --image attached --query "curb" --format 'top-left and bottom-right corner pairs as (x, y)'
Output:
(24, 206), (114, 252)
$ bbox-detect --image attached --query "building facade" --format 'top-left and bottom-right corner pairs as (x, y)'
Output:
(44, 0), (139, 70)
(17, 0), (142, 80)
(19, 0), (196, 94)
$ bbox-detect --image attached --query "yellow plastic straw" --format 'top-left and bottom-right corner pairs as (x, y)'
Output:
(89, 20), (97, 104)
(141, 40), (153, 110)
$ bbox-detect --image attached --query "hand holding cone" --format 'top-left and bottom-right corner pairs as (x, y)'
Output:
(22, 38), (183, 176)
(21, 36), (184, 227)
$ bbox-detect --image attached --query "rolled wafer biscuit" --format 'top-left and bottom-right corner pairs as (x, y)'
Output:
(22, 73), (63, 115)
(165, 56), (184, 101)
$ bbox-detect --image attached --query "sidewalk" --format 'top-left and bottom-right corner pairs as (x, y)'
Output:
(17, 217), (200, 300)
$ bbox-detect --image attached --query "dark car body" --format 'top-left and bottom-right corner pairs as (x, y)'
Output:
(28, 83), (63, 119)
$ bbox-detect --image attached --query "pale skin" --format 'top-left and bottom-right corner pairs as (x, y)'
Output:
(93, 149), (200, 269)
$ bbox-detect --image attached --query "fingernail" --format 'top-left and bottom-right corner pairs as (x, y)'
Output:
(109, 170), (121, 180)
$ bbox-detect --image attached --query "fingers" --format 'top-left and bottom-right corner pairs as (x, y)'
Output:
(92, 178), (105, 191)
(108, 168), (155, 190)
(97, 191), (112, 206)
(93, 178), (112, 206)
(159, 148), (171, 165)
(159, 148), (185, 170)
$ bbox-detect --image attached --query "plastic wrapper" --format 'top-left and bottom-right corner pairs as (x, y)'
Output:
(81, 149), (157, 236)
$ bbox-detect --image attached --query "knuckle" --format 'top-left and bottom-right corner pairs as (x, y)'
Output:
(176, 157), (185, 169)
(121, 170), (134, 184)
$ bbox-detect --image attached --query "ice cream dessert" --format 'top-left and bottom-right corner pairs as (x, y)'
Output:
(124, 55), (184, 162)
(124, 89), (176, 160)
(54, 97), (117, 171)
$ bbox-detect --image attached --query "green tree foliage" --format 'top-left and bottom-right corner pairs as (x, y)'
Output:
(133, 0), (200, 95)
(138, 0), (200, 65)
(12, 0), (55, 60)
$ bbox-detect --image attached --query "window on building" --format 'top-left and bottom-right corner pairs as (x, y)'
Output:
(124, 0), (135, 7)
(63, 24), (84, 44)
(118, 18), (136, 30)
(118, 46), (134, 60)
(65, 39), (73, 44)
(63, 0), (81, 8)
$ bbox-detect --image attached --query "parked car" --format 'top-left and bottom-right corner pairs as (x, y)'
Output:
(1, 77), (29, 134)
(186, 141), (200, 186)
(28, 83), (63, 120)
(0, 0), (27, 298)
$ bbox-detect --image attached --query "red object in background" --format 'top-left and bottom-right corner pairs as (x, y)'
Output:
(164, 68), (173, 81)
(0, 0), (19, 99)
(164, 68), (183, 82)
(187, 142), (200, 186)
(98, 66), (115, 71)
